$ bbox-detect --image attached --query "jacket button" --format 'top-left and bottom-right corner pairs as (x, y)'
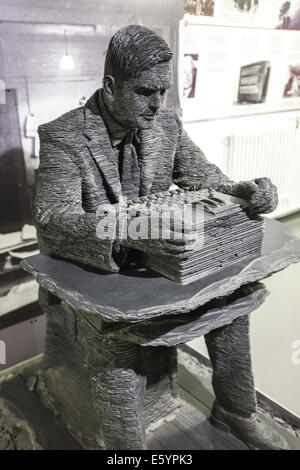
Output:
(99, 255), (106, 263)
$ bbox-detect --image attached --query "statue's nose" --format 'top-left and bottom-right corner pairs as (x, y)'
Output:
(149, 92), (161, 112)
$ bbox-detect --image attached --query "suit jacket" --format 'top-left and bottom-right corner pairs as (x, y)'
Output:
(34, 89), (229, 272)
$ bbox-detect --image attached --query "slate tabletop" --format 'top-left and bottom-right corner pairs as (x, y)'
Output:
(22, 218), (300, 323)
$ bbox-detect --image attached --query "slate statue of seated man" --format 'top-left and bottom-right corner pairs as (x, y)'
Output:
(33, 25), (286, 450)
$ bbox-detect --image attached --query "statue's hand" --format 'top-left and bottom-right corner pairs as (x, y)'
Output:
(220, 177), (278, 216)
(239, 177), (278, 215)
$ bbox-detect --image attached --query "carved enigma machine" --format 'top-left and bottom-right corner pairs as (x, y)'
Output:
(121, 188), (264, 285)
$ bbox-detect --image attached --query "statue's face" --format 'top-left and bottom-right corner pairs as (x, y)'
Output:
(111, 61), (173, 130)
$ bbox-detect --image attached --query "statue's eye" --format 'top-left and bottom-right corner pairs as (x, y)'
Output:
(136, 88), (155, 96)
(160, 89), (166, 96)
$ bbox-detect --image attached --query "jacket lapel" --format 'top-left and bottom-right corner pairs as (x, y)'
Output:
(83, 91), (122, 203)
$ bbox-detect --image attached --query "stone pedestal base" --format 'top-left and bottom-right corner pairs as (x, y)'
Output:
(38, 288), (178, 449)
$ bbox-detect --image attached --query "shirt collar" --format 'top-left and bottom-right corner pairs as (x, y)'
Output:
(98, 89), (140, 148)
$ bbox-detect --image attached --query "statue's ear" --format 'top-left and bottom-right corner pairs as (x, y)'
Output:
(103, 75), (115, 96)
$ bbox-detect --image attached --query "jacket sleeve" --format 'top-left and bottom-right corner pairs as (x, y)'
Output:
(172, 114), (233, 190)
(171, 115), (278, 214)
(33, 125), (120, 272)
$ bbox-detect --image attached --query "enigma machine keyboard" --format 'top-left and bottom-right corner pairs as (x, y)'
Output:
(122, 188), (264, 285)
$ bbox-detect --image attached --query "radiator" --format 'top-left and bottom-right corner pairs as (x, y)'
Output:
(225, 121), (297, 214)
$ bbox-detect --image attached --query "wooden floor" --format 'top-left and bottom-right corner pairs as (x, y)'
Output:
(0, 354), (299, 451)
(147, 395), (248, 450)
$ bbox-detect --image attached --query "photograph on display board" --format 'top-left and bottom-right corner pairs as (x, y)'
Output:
(184, 0), (215, 17)
(218, 0), (259, 16)
(236, 61), (270, 104)
(283, 65), (300, 97)
(276, 0), (300, 29)
(183, 54), (199, 98)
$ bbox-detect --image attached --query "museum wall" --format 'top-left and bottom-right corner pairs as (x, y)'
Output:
(180, 18), (300, 218)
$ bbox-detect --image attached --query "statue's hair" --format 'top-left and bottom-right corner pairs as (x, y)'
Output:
(104, 25), (173, 81)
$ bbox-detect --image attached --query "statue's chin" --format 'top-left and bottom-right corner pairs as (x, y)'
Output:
(137, 116), (157, 130)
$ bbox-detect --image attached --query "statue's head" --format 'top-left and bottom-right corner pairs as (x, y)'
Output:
(103, 25), (173, 130)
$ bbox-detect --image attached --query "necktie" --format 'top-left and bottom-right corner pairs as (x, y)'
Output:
(120, 131), (141, 200)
